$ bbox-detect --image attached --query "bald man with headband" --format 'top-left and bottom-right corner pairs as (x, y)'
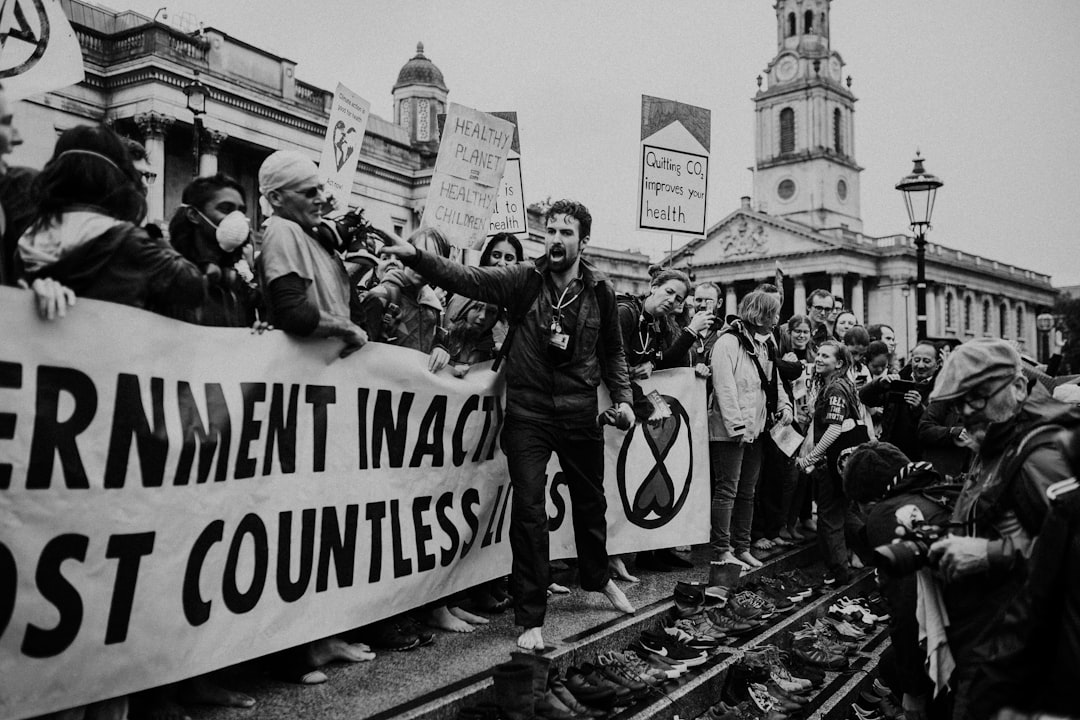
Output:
(256, 150), (367, 357)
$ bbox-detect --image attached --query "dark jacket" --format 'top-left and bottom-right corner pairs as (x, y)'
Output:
(966, 475), (1080, 718)
(409, 249), (632, 426)
(22, 218), (204, 312)
(0, 165), (38, 286)
(859, 366), (934, 461)
(360, 270), (445, 353)
(917, 398), (973, 479)
(617, 294), (696, 369)
(944, 384), (1080, 663)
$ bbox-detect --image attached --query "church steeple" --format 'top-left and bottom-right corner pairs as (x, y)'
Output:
(753, 0), (862, 232)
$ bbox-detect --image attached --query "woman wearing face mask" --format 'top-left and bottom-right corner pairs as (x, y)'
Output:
(167, 174), (263, 327)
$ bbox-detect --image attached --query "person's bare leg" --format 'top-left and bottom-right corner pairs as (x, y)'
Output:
(179, 675), (255, 709)
(601, 579), (635, 614)
(425, 605), (475, 632)
(517, 626), (544, 650)
(608, 555), (640, 583)
(449, 605), (490, 625)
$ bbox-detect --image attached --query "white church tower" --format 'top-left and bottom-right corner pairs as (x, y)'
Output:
(752, 0), (863, 233)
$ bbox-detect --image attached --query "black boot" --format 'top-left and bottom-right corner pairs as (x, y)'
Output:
(673, 580), (707, 619)
(705, 562), (743, 606)
(510, 652), (576, 720)
(493, 662), (537, 720)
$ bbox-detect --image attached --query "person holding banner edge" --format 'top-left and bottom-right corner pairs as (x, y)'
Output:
(380, 200), (637, 650)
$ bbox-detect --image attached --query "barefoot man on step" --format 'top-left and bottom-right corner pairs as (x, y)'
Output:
(381, 199), (636, 649)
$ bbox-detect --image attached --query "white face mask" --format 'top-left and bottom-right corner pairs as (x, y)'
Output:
(754, 332), (773, 343)
(193, 207), (250, 252)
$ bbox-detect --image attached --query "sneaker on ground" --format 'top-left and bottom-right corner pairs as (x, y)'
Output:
(636, 631), (708, 666)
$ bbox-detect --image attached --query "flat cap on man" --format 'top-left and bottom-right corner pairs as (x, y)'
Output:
(929, 338), (1022, 402)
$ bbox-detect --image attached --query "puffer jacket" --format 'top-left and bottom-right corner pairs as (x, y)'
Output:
(709, 317), (792, 443)
(360, 270), (445, 353)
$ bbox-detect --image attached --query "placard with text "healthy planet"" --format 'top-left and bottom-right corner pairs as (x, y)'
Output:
(423, 103), (515, 250)
(638, 95), (711, 236)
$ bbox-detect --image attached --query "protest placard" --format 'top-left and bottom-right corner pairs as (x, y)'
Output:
(638, 95), (711, 236)
(317, 83), (371, 211)
(485, 112), (528, 238)
(423, 103), (515, 250)
(0, 288), (706, 719)
(0, 0), (84, 100)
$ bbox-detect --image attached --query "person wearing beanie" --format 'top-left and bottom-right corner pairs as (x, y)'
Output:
(922, 337), (1080, 718)
(256, 150), (368, 359)
(845, 442), (956, 720)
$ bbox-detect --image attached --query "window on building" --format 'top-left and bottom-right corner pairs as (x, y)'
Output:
(1000, 303), (1008, 337)
(982, 300), (991, 334)
(804, 10), (814, 33)
(780, 107), (795, 154)
(945, 293), (954, 328)
(833, 109), (843, 154)
(787, 12), (796, 37)
(964, 296), (972, 332)
(1016, 306), (1024, 338)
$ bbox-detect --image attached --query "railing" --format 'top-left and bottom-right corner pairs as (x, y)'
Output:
(294, 80), (328, 112)
(74, 24), (209, 66)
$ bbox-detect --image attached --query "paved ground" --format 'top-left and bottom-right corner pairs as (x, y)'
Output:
(190, 549), (719, 720)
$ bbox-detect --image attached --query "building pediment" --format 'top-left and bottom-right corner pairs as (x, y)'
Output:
(673, 209), (841, 266)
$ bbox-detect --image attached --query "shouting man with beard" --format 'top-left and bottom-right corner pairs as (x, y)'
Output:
(381, 199), (636, 650)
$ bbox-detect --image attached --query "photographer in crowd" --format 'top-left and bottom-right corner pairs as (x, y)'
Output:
(924, 338), (1080, 719)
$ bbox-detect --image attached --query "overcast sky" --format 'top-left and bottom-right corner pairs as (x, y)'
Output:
(110, 0), (1080, 286)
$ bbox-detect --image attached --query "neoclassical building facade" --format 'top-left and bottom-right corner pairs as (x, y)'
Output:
(666, 0), (1055, 358)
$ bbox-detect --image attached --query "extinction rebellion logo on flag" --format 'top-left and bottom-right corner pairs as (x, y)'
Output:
(616, 396), (694, 529)
(0, 0), (50, 78)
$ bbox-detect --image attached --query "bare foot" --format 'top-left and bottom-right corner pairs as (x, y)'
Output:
(716, 551), (750, 569)
(425, 605), (475, 633)
(601, 579), (636, 614)
(609, 556), (640, 583)
(179, 676), (255, 708)
(517, 626), (545, 650)
(547, 582), (571, 594)
(751, 538), (774, 550)
(449, 605), (490, 625)
(735, 550), (764, 568)
(305, 637), (376, 666)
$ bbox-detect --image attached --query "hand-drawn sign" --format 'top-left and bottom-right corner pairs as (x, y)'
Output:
(616, 395), (693, 529)
(0, 0), (50, 78)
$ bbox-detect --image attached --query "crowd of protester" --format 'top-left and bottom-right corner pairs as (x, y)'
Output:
(3, 104), (1079, 720)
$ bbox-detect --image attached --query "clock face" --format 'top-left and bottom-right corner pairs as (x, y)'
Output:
(829, 57), (842, 80)
(778, 178), (796, 201)
(837, 178), (848, 201)
(776, 56), (797, 82)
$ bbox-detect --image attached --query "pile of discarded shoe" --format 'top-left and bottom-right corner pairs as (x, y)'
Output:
(699, 651), (816, 720)
(848, 678), (903, 720)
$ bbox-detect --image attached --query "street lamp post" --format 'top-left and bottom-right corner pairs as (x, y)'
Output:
(896, 152), (943, 342)
(184, 73), (208, 177)
(1036, 312), (1055, 363)
(902, 283), (912, 357)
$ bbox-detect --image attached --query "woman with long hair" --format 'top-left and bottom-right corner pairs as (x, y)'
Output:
(796, 340), (865, 584)
(17, 124), (203, 310)
(780, 314), (815, 542)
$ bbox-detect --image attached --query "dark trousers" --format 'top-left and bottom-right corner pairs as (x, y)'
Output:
(501, 415), (610, 628)
(812, 464), (850, 575)
(752, 436), (798, 540)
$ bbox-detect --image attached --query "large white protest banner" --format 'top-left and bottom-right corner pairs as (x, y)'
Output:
(0, 288), (706, 718)
(423, 103), (515, 250)
(638, 95), (711, 236)
(485, 111), (528, 239)
(0, 0), (84, 100)
(317, 82), (371, 211)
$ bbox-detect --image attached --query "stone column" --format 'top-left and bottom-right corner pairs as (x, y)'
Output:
(135, 112), (174, 227)
(725, 286), (738, 316)
(890, 279), (908, 358)
(851, 277), (865, 324)
(792, 275), (807, 316)
(199, 129), (228, 177)
(925, 286), (938, 337)
(830, 273), (845, 306)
